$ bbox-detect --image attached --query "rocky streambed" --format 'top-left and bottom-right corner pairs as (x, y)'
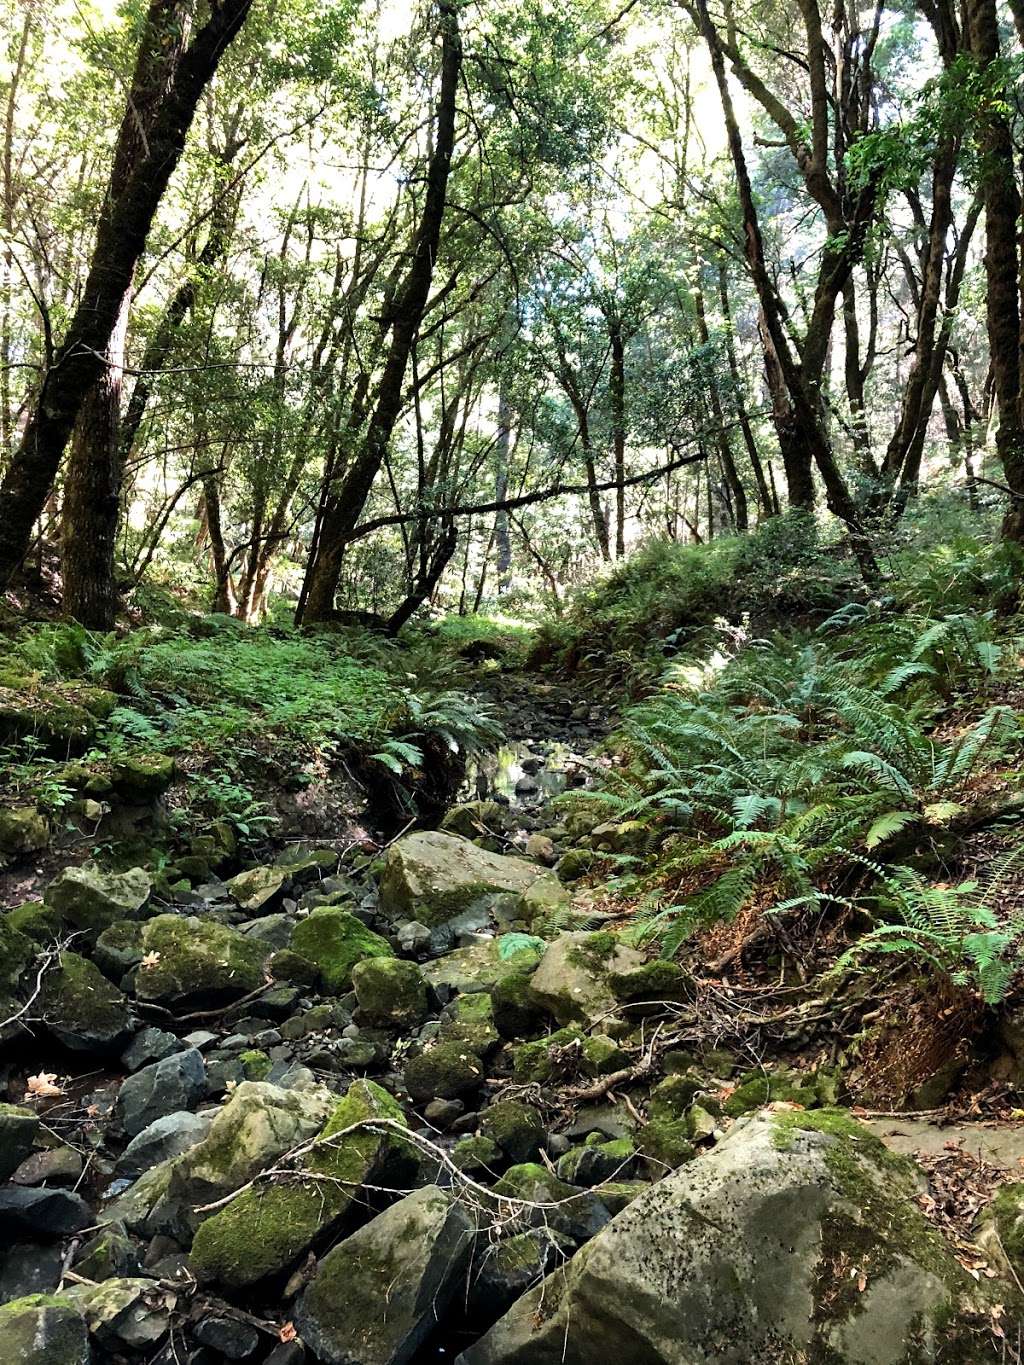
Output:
(1, 703), (1023, 1364)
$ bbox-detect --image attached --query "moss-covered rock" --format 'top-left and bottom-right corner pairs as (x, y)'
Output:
(289, 906), (393, 993)
(607, 959), (690, 1007)
(529, 930), (644, 1025)
(491, 964), (547, 1039)
(451, 1134), (504, 1173)
(0, 806), (49, 858)
(38, 951), (132, 1053)
(0, 1103), (40, 1180)
(133, 914), (267, 1008)
(5, 901), (63, 944)
(648, 1072), (704, 1121)
(422, 940), (542, 995)
(978, 1181), (1024, 1284)
(465, 1108), (1007, 1364)
(492, 1164), (611, 1245)
(440, 800), (516, 844)
(554, 847), (597, 883)
(636, 1117), (697, 1171)
(0, 1293), (89, 1364)
(93, 920), (145, 980)
(190, 1079), (408, 1288)
(352, 956), (428, 1028)
(723, 1066), (818, 1117)
(580, 1033), (628, 1074)
(66, 1276), (175, 1351)
(480, 1100), (545, 1164)
(404, 1040), (486, 1103)
(223, 865), (287, 913)
(267, 946), (319, 987)
(512, 1026), (586, 1084)
(556, 1137), (635, 1186)
(379, 829), (551, 929)
(0, 914), (35, 991)
(110, 753), (176, 799)
(438, 991), (500, 1056)
(45, 864), (151, 932)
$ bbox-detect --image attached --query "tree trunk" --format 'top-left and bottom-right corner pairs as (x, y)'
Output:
(609, 313), (628, 555)
(493, 380), (513, 592)
(0, 0), (253, 589)
(717, 263), (776, 516)
(301, 1), (462, 621)
(694, 284), (747, 530)
(967, 0), (1024, 540)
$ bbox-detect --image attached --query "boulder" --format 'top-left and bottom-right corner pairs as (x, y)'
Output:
(110, 753), (175, 798)
(479, 1101), (544, 1164)
(67, 1278), (175, 1352)
(13, 1146), (84, 1187)
(0, 1103), (40, 1180)
(224, 865), (287, 913)
(0, 1188), (92, 1239)
(460, 1109), (1008, 1365)
(38, 952), (133, 1053)
(296, 1185), (474, 1365)
(491, 1164), (611, 1246)
(116, 1111), (212, 1179)
(467, 1230), (571, 1321)
(189, 1079), (412, 1289)
(289, 907), (393, 993)
(440, 801), (516, 845)
(45, 865), (151, 932)
(528, 931), (643, 1025)
(121, 1027), (185, 1072)
(101, 1079), (335, 1239)
(0, 1294), (90, 1364)
(113, 1049), (207, 1138)
(352, 957), (429, 1028)
(1, 916), (41, 995)
(438, 992), (500, 1056)
(0, 806), (49, 857)
(404, 1041), (485, 1103)
(133, 915), (267, 1009)
(379, 831), (559, 935)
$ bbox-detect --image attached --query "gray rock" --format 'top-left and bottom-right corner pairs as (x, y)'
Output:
(69, 1277), (175, 1351)
(12, 1146), (83, 1186)
(45, 863), (151, 931)
(114, 1048), (206, 1138)
(37, 951), (133, 1053)
(117, 1110), (213, 1178)
(0, 1294), (90, 1364)
(0, 1186), (92, 1238)
(397, 920), (432, 954)
(297, 1185), (474, 1365)
(121, 1027), (185, 1072)
(529, 931), (644, 1026)
(193, 1314), (261, 1358)
(0, 1242), (63, 1301)
(0, 1104), (40, 1179)
(460, 1110), (1008, 1365)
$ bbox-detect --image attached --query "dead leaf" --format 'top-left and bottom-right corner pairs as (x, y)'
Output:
(26, 1071), (63, 1098)
(140, 951), (161, 969)
(279, 1322), (297, 1343)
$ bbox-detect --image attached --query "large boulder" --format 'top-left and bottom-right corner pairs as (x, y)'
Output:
(37, 952), (133, 1053)
(0, 806), (49, 858)
(45, 865), (151, 932)
(460, 1109), (1008, 1365)
(100, 1079), (335, 1240)
(133, 915), (267, 1009)
(189, 1080), (413, 1288)
(528, 931), (644, 1025)
(379, 831), (563, 941)
(0, 1294), (90, 1364)
(296, 1184), (474, 1365)
(289, 907), (393, 993)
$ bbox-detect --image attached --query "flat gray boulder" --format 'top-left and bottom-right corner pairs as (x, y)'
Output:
(459, 1109), (1010, 1364)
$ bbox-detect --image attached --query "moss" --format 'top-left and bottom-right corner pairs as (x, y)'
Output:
(5, 902), (62, 944)
(404, 1041), (485, 1103)
(239, 1049), (271, 1080)
(290, 907), (393, 993)
(439, 991), (500, 1056)
(134, 914), (266, 1006)
(723, 1068), (817, 1117)
(352, 957), (428, 1027)
(491, 966), (546, 1039)
(608, 959), (689, 1005)
(555, 848), (598, 883)
(37, 950), (130, 1051)
(581, 1034), (628, 1075)
(512, 1026), (585, 1084)
(987, 1181), (1024, 1277)
(268, 947), (320, 987)
(565, 930), (617, 974)
(111, 753), (176, 798)
(191, 1081), (406, 1289)
(480, 1100), (544, 1163)
(0, 914), (36, 990)
(636, 1118), (696, 1170)
(452, 1134), (504, 1173)
(648, 1073), (703, 1121)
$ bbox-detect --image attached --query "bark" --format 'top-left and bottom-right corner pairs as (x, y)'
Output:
(967, 0), (1024, 540)
(0, 0), (253, 589)
(694, 283), (747, 529)
(493, 380), (513, 591)
(1, 7), (32, 459)
(717, 263), (776, 516)
(301, 1), (462, 621)
(609, 312), (628, 555)
(386, 522), (457, 633)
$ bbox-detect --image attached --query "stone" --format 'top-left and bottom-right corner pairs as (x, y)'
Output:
(1, 915), (38, 998)
(461, 1109), (1007, 1365)
(189, 1080), (411, 1288)
(404, 1041), (486, 1103)
(121, 1027), (185, 1072)
(438, 991), (500, 1056)
(607, 959), (690, 1008)
(524, 833), (556, 864)
(114, 1048), (206, 1138)
(93, 920), (144, 980)
(379, 830), (557, 932)
(396, 920), (432, 954)
(440, 800), (517, 842)
(0, 1187), (92, 1239)
(74, 1225), (142, 1281)
(492, 1164), (611, 1245)
(69, 1277), (175, 1351)
(133, 914), (267, 1009)
(45, 864), (151, 932)
(296, 1185), (474, 1365)
(978, 1181), (1024, 1284)
(0, 1245), (64, 1302)
(0, 1103), (40, 1180)
(101, 1080), (335, 1240)
(451, 1134), (504, 1173)
(556, 1138), (635, 1186)
(423, 1098), (464, 1129)
(268, 947), (320, 987)
(511, 1026), (586, 1084)
(5, 901), (62, 944)
(0, 1294), (90, 1364)
(38, 951), (132, 1053)
(13, 1146), (83, 1186)
(480, 1101), (545, 1164)
(193, 1314), (261, 1358)
(528, 931), (644, 1025)
(0, 806), (49, 857)
(110, 753), (176, 798)
(466, 1229), (571, 1320)
(422, 940), (542, 996)
(352, 956), (429, 1027)
(290, 906), (394, 993)
(224, 865), (287, 913)
(117, 1111), (213, 1179)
